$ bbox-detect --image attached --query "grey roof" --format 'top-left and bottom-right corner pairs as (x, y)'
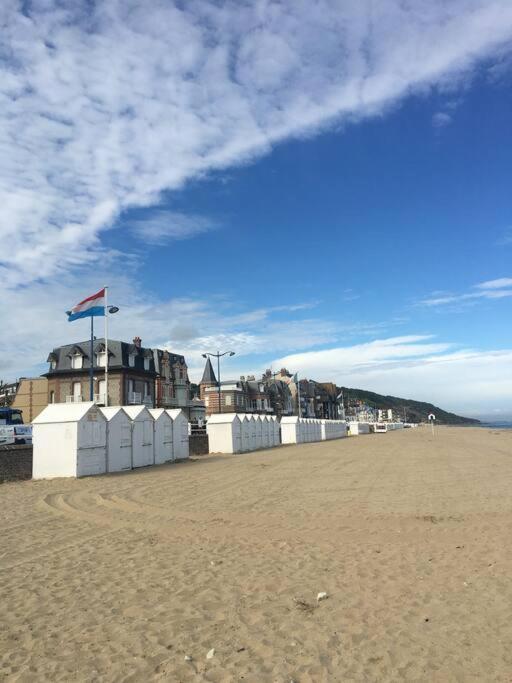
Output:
(201, 357), (217, 384)
(44, 338), (157, 375)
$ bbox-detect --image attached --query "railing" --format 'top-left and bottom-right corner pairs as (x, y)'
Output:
(65, 394), (107, 404)
(128, 392), (153, 407)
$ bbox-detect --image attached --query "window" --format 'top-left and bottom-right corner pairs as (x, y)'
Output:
(144, 381), (150, 397)
(97, 351), (106, 367)
(50, 360), (56, 370)
(50, 390), (55, 404)
(129, 354), (135, 367)
(98, 380), (106, 402)
(73, 381), (81, 400)
(71, 353), (83, 369)
(225, 395), (232, 406)
(144, 357), (150, 371)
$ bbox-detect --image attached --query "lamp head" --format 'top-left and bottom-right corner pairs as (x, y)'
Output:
(108, 306), (119, 314)
(229, 351), (235, 356)
(202, 353), (207, 359)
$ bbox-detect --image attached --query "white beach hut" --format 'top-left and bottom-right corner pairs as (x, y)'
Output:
(249, 415), (257, 451)
(240, 415), (251, 452)
(100, 406), (132, 472)
(281, 416), (300, 444)
(166, 409), (189, 460)
(270, 416), (280, 446)
(349, 421), (370, 436)
(261, 416), (271, 449)
(149, 409), (174, 464)
(254, 415), (263, 450)
(124, 405), (155, 468)
(32, 402), (107, 479)
(207, 413), (242, 454)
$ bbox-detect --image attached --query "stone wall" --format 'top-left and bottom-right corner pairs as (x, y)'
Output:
(189, 433), (209, 456)
(0, 445), (33, 483)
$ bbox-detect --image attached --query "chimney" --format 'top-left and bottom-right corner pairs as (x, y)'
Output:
(133, 336), (142, 349)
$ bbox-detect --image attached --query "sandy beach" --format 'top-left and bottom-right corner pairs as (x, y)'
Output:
(1, 426), (512, 682)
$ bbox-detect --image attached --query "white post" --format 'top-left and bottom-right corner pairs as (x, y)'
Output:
(104, 286), (109, 407)
(296, 374), (301, 417)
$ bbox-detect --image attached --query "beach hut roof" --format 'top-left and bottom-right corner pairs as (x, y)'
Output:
(33, 402), (102, 424)
(99, 406), (127, 420)
(124, 405), (151, 420)
(207, 412), (240, 424)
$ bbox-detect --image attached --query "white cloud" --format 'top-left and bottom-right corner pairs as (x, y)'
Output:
(271, 337), (512, 416)
(432, 112), (453, 127)
(1, 1), (512, 286)
(420, 277), (512, 306)
(476, 278), (512, 290)
(128, 211), (217, 245)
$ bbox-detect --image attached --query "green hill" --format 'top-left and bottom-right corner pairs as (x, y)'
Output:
(340, 387), (479, 425)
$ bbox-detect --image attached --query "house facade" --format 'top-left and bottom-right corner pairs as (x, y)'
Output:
(44, 336), (195, 414)
(199, 359), (275, 416)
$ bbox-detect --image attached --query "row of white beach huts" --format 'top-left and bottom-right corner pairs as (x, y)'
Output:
(32, 403), (189, 479)
(30, 402), (409, 479)
(207, 414), (349, 453)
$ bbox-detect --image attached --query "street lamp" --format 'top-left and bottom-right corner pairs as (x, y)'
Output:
(202, 350), (235, 413)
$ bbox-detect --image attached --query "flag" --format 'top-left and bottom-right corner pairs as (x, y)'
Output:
(67, 288), (105, 321)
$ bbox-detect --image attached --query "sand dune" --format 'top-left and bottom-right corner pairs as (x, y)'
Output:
(2, 426), (512, 681)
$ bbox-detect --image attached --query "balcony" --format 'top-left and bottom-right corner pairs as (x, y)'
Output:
(65, 394), (106, 405)
(128, 392), (153, 407)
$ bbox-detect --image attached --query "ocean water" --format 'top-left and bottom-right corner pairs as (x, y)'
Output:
(478, 421), (512, 430)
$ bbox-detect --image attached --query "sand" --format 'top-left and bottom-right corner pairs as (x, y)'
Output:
(1, 426), (512, 682)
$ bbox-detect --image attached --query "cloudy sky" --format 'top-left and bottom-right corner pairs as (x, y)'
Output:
(1, 0), (512, 418)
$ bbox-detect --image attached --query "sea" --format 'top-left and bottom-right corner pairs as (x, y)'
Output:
(478, 421), (512, 430)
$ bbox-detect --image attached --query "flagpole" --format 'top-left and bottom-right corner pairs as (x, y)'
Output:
(296, 374), (301, 417)
(104, 286), (108, 407)
(89, 316), (94, 401)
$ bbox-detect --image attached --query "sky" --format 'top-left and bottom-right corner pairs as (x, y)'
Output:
(1, 0), (512, 419)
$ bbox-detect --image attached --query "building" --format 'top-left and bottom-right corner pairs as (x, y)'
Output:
(261, 370), (294, 418)
(199, 359), (273, 416)
(0, 381), (17, 407)
(11, 377), (49, 423)
(44, 337), (198, 416)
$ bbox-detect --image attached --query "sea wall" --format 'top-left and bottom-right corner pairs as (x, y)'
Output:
(0, 445), (33, 483)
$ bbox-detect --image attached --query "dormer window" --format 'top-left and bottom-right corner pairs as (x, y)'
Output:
(50, 360), (57, 370)
(71, 353), (83, 369)
(144, 357), (150, 371)
(129, 354), (135, 367)
(97, 351), (106, 368)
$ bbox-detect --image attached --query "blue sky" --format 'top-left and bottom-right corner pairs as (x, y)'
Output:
(1, 1), (512, 418)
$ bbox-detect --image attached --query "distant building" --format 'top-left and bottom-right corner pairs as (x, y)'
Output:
(0, 381), (17, 407)
(12, 377), (49, 423)
(199, 359), (273, 416)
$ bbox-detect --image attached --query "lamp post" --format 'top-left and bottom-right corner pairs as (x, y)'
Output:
(202, 350), (235, 413)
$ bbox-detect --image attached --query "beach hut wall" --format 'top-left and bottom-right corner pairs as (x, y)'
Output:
(149, 409), (174, 464)
(124, 406), (155, 468)
(240, 415), (251, 452)
(166, 409), (189, 460)
(271, 416), (280, 446)
(33, 402), (107, 479)
(100, 406), (132, 472)
(254, 415), (263, 450)
(261, 416), (271, 448)
(281, 416), (300, 444)
(206, 413), (242, 454)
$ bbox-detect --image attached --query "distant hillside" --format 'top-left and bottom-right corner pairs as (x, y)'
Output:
(340, 387), (479, 425)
